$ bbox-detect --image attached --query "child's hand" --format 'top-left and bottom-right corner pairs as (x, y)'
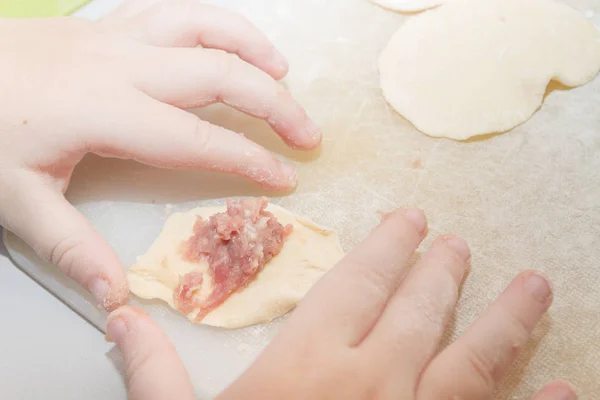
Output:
(107, 209), (574, 400)
(0, 0), (321, 310)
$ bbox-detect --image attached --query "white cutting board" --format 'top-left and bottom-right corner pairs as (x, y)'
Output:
(5, 0), (600, 398)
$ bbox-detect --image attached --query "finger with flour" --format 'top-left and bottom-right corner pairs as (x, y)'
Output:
(130, 47), (321, 150)
(0, 171), (127, 310)
(418, 270), (553, 399)
(279, 208), (428, 346)
(363, 234), (470, 391)
(90, 92), (297, 191)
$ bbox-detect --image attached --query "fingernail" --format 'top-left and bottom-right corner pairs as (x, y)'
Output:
(554, 382), (578, 400)
(305, 118), (322, 141)
(442, 235), (471, 261)
(279, 161), (297, 185)
(524, 272), (553, 303)
(106, 316), (128, 345)
(272, 50), (289, 74)
(89, 277), (110, 307)
(402, 208), (427, 234)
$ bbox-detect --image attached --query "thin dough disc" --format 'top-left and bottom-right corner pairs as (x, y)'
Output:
(370, 0), (447, 13)
(378, 0), (600, 140)
(127, 204), (344, 329)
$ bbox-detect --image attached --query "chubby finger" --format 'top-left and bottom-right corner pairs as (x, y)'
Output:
(130, 47), (320, 150)
(530, 381), (577, 400)
(91, 92), (297, 191)
(0, 171), (127, 310)
(121, 0), (287, 79)
(364, 235), (470, 382)
(107, 306), (195, 400)
(282, 208), (427, 346)
(418, 270), (553, 400)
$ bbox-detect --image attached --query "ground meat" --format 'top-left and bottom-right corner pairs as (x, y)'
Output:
(174, 197), (293, 321)
(173, 271), (204, 315)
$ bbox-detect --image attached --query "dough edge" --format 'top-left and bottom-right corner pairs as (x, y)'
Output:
(127, 204), (345, 329)
(377, 0), (600, 140)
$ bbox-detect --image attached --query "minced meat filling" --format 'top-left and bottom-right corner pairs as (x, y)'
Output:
(174, 197), (293, 321)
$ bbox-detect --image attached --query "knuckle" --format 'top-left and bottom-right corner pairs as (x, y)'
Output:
(410, 291), (450, 332)
(346, 260), (395, 300)
(462, 343), (498, 393)
(48, 236), (84, 277)
(499, 307), (531, 350)
(125, 347), (155, 387)
(384, 292), (451, 352)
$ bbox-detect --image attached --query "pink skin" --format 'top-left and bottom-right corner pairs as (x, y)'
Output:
(0, 0), (321, 311)
(108, 209), (575, 400)
(2, 1), (575, 396)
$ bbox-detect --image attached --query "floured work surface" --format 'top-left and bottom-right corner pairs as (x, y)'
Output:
(4, 0), (600, 398)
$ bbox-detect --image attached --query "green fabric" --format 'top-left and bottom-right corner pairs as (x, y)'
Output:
(0, 0), (90, 17)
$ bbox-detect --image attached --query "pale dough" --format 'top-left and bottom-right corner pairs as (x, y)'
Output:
(370, 0), (447, 13)
(127, 204), (345, 328)
(378, 0), (600, 140)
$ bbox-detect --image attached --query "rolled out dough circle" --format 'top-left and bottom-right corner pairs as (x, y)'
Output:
(127, 204), (344, 329)
(378, 0), (600, 140)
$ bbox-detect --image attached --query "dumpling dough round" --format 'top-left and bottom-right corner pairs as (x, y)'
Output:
(378, 0), (600, 140)
(127, 204), (344, 329)
(370, 0), (447, 13)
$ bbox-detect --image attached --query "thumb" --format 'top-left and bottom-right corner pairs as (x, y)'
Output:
(107, 306), (196, 400)
(531, 381), (577, 400)
(0, 171), (127, 310)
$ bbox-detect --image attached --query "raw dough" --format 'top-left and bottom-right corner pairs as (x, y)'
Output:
(370, 0), (447, 13)
(378, 0), (600, 140)
(128, 204), (344, 328)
